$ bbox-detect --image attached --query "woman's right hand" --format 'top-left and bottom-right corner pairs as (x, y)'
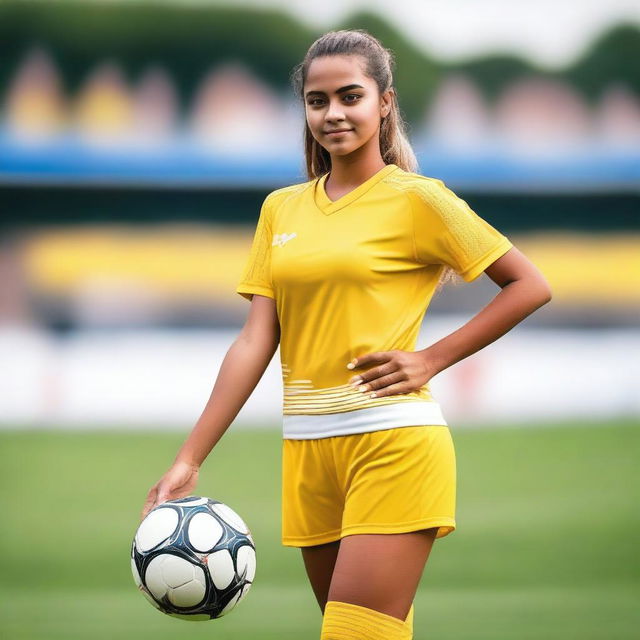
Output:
(141, 461), (200, 520)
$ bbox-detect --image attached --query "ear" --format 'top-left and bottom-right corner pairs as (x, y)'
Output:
(380, 87), (394, 118)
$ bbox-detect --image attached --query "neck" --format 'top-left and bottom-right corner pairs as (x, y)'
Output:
(326, 142), (386, 187)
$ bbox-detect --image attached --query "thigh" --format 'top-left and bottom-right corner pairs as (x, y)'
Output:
(327, 529), (438, 621)
(340, 425), (457, 539)
(281, 438), (344, 547)
(300, 539), (341, 613)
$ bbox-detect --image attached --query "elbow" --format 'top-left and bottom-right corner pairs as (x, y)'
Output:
(537, 281), (553, 306)
(238, 326), (279, 354)
(511, 276), (552, 307)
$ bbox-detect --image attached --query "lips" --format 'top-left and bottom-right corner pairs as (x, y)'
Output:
(325, 129), (353, 135)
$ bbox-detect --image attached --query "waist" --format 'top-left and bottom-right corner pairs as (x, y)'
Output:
(283, 381), (434, 414)
(282, 401), (448, 439)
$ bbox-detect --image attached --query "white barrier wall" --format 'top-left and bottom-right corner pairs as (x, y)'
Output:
(0, 318), (638, 430)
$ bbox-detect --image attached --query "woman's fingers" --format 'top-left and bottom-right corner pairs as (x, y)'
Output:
(348, 362), (396, 386)
(370, 380), (412, 398)
(358, 371), (406, 394)
(140, 464), (199, 521)
(141, 485), (158, 520)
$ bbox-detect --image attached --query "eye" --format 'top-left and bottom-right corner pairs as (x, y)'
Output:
(307, 94), (361, 107)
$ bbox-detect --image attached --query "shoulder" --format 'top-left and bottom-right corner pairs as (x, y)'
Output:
(385, 170), (473, 226)
(263, 179), (315, 211)
(383, 168), (451, 205)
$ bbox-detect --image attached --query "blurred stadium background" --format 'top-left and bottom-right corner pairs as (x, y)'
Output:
(0, 1), (638, 639)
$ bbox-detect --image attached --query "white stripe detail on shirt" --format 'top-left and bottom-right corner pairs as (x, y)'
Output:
(282, 401), (448, 439)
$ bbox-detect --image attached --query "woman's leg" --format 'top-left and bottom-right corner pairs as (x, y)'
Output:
(327, 528), (438, 622)
(301, 539), (341, 613)
(310, 426), (452, 636)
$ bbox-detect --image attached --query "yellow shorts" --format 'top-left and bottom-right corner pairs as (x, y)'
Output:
(281, 425), (456, 547)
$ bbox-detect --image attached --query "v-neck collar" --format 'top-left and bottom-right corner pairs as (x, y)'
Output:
(314, 163), (399, 215)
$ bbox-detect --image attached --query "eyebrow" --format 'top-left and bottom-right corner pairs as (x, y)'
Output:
(305, 84), (364, 98)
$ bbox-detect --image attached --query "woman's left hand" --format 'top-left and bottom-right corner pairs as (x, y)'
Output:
(346, 349), (438, 398)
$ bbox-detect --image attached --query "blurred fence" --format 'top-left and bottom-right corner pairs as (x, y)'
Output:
(1, 319), (638, 429)
(1, 2), (638, 429)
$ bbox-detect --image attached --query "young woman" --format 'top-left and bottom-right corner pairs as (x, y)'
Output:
(142, 29), (552, 640)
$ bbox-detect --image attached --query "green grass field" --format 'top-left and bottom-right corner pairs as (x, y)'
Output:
(1, 419), (638, 639)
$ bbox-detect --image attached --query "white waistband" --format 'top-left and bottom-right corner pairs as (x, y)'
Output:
(282, 401), (448, 439)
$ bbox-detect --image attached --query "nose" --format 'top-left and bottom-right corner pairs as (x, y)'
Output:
(324, 97), (346, 123)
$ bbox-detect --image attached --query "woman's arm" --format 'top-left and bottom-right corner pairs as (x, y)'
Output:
(421, 246), (552, 376)
(141, 294), (279, 517)
(347, 246), (552, 397)
(175, 294), (280, 466)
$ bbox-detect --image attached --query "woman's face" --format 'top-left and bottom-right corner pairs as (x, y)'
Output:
(304, 55), (391, 158)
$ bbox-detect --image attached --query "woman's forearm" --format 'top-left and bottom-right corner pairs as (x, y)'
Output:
(421, 278), (552, 376)
(174, 333), (278, 468)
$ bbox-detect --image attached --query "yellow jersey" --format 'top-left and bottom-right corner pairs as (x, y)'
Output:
(236, 163), (513, 439)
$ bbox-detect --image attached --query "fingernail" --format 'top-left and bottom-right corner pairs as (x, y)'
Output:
(347, 363), (355, 369)
(370, 393), (377, 398)
(349, 376), (362, 385)
(358, 385), (368, 392)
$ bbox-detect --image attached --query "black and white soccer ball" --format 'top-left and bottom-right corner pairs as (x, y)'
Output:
(131, 496), (256, 621)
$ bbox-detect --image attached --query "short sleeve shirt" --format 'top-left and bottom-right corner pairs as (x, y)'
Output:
(237, 164), (513, 438)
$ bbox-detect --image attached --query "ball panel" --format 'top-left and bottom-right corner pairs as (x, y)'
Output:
(169, 613), (210, 621)
(140, 587), (163, 611)
(160, 555), (196, 589)
(211, 503), (249, 534)
(144, 555), (170, 601)
(131, 557), (142, 588)
(135, 507), (179, 552)
(187, 512), (223, 552)
(236, 545), (256, 582)
(236, 583), (251, 606)
(169, 497), (209, 507)
(207, 549), (235, 590)
(218, 589), (242, 617)
(168, 580), (206, 608)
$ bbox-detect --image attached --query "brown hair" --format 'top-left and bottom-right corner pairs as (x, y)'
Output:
(290, 28), (458, 289)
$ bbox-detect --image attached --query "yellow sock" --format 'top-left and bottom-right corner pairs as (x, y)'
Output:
(321, 600), (413, 640)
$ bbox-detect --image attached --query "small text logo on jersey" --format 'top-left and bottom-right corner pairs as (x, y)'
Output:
(272, 232), (297, 247)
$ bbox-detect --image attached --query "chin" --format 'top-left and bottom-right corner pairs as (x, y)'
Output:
(327, 138), (363, 153)
(329, 146), (356, 155)
(318, 143), (352, 155)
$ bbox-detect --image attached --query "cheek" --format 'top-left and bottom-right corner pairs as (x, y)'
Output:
(353, 104), (382, 132)
(307, 112), (324, 134)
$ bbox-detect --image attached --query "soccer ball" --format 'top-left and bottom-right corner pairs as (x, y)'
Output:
(131, 496), (256, 621)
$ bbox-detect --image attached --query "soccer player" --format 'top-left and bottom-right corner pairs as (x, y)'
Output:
(142, 29), (552, 639)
